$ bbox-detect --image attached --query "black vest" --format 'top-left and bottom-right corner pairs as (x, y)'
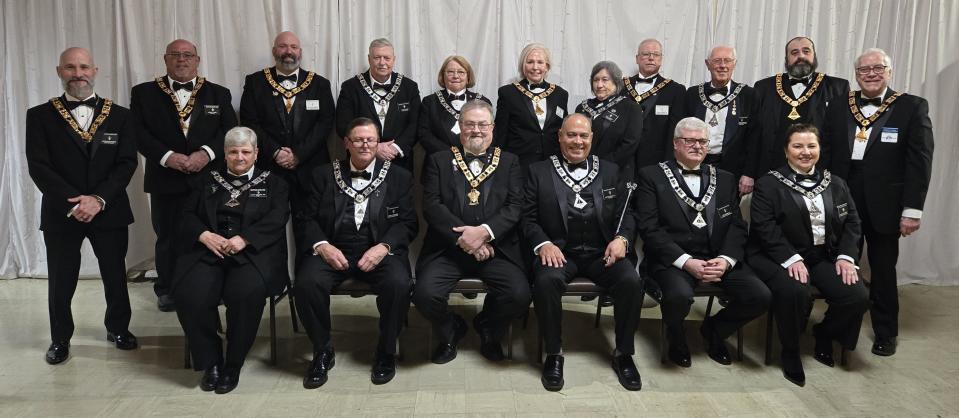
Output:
(333, 200), (375, 259)
(565, 186), (604, 257)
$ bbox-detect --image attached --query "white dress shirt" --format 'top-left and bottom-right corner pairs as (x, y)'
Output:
(704, 83), (729, 155)
(671, 161), (738, 271)
(64, 92), (96, 131)
(779, 164), (857, 268)
(633, 73), (659, 95)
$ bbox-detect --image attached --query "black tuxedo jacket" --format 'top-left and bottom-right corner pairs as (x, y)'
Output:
(825, 90), (934, 234)
(418, 90), (492, 155)
(752, 73), (849, 175)
(493, 81), (569, 166)
(131, 78), (237, 194)
(747, 168), (861, 266)
(419, 147), (524, 268)
(335, 71), (421, 170)
(174, 168), (290, 295)
(522, 157), (635, 253)
(239, 67), (335, 184)
(25, 97), (137, 232)
(635, 161), (746, 275)
(574, 97), (644, 180)
(297, 159), (418, 258)
(679, 81), (756, 177)
(621, 75), (686, 169)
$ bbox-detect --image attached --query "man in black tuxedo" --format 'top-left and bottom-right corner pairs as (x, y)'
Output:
(635, 117), (770, 368)
(752, 36), (850, 191)
(622, 38), (685, 170)
(336, 38), (421, 173)
(826, 48), (934, 356)
(26, 47), (139, 365)
(524, 113), (644, 392)
(295, 117), (417, 387)
(413, 100), (530, 364)
(131, 39), (238, 311)
(679, 46), (757, 193)
(240, 31), (335, 260)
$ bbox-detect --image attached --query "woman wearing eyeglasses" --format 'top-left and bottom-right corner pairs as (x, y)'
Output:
(747, 123), (868, 387)
(574, 61), (643, 180)
(419, 56), (492, 156)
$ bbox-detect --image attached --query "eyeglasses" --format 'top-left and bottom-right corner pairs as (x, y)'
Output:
(708, 58), (736, 65)
(445, 70), (467, 76)
(165, 52), (197, 60)
(461, 122), (493, 131)
(677, 137), (709, 147)
(855, 65), (888, 75)
(638, 52), (662, 58)
(348, 138), (379, 146)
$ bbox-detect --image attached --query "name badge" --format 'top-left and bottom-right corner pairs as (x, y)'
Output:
(101, 133), (118, 145)
(602, 187), (617, 200)
(880, 127), (898, 143)
(555, 107), (565, 118)
(398, 102), (410, 112)
(717, 204), (732, 219)
(305, 100), (320, 110)
(249, 188), (268, 198)
(655, 105), (670, 116)
(738, 116), (749, 126)
(603, 112), (619, 123)
(837, 202), (849, 218)
(386, 206), (399, 219)
(450, 123), (461, 135)
(204, 105), (220, 115)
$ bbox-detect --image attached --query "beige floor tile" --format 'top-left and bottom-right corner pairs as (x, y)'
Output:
(414, 389), (467, 414)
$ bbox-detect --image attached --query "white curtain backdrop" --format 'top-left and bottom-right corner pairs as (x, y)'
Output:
(1, 0), (956, 284)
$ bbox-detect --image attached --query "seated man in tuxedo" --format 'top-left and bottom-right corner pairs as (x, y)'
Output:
(524, 113), (644, 392)
(634, 117), (770, 368)
(173, 126), (290, 394)
(295, 117), (417, 388)
(413, 100), (530, 364)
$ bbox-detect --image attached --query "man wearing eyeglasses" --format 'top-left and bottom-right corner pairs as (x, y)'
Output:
(413, 100), (530, 365)
(678, 45), (756, 193)
(824, 48), (934, 357)
(622, 39), (686, 170)
(294, 117), (417, 387)
(751, 37), (850, 194)
(634, 116), (770, 369)
(131, 39), (238, 312)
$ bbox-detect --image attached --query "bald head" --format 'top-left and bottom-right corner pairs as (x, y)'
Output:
(59, 47), (94, 66)
(57, 47), (97, 98)
(272, 31), (302, 73)
(164, 39), (200, 81)
(558, 113), (593, 163)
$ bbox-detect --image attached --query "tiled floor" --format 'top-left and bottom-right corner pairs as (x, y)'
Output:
(1, 279), (957, 417)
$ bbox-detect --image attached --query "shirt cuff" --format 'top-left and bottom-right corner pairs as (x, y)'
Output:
(836, 254), (859, 269)
(92, 195), (106, 210)
(533, 241), (550, 255)
(159, 151), (174, 167)
(481, 224), (495, 241)
(901, 208), (922, 219)
(673, 253), (692, 270)
(201, 145), (216, 161)
(781, 254), (803, 269)
(391, 143), (405, 157)
(313, 241), (329, 254)
(718, 255), (737, 269)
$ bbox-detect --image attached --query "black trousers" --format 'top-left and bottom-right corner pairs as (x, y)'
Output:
(751, 254), (869, 351)
(532, 253), (643, 355)
(174, 257), (267, 371)
(43, 228), (131, 342)
(150, 191), (189, 297)
(295, 253), (411, 355)
(851, 192), (902, 340)
(653, 263), (770, 342)
(413, 250), (530, 343)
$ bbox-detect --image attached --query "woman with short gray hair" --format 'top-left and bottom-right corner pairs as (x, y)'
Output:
(574, 61), (644, 179)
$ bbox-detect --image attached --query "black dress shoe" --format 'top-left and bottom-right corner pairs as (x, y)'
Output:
(215, 367), (240, 394)
(200, 365), (221, 391)
(541, 354), (564, 391)
(107, 331), (139, 350)
(872, 337), (897, 356)
(303, 349), (335, 389)
(700, 321), (732, 365)
(157, 294), (176, 312)
(371, 352), (396, 385)
(611, 354), (642, 391)
(431, 315), (467, 364)
(45, 341), (70, 365)
(813, 330), (835, 367)
(667, 342), (691, 368)
(781, 350), (805, 387)
(473, 314), (505, 361)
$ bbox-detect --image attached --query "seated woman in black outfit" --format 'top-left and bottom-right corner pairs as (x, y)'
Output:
(174, 126), (290, 394)
(574, 60), (643, 180)
(747, 123), (868, 387)
(419, 55), (491, 156)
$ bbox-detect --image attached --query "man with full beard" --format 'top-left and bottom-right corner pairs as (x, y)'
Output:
(748, 37), (849, 194)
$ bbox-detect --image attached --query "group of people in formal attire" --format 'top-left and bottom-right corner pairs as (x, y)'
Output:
(26, 32), (933, 395)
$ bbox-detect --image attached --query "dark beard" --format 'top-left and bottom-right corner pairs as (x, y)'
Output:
(785, 58), (818, 78)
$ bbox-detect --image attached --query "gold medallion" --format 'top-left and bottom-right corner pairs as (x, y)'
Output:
(787, 106), (800, 120)
(467, 188), (481, 206)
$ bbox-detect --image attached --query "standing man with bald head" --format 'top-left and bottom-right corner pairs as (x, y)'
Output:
(622, 38), (686, 170)
(27, 47), (139, 364)
(131, 39), (238, 312)
(240, 31), (336, 262)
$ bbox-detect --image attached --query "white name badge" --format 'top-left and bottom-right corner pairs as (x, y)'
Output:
(555, 107), (565, 118)
(880, 127), (899, 143)
(655, 105), (670, 115)
(450, 123), (461, 135)
(305, 100), (320, 110)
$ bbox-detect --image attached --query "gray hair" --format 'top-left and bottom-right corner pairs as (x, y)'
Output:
(224, 126), (257, 149)
(517, 43), (551, 79)
(460, 99), (494, 122)
(590, 61), (624, 95)
(368, 38), (394, 54)
(707, 45), (737, 61)
(674, 117), (710, 139)
(855, 47), (892, 70)
(637, 38), (663, 55)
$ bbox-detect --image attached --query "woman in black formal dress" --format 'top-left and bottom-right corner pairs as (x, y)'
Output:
(574, 60), (644, 180)
(419, 55), (492, 156)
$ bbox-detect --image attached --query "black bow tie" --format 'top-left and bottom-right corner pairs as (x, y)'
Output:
(788, 77), (810, 86)
(64, 97), (97, 110)
(225, 172), (248, 184)
(526, 81), (548, 90)
(173, 81), (194, 91)
(463, 152), (487, 163)
(793, 172), (819, 183)
(860, 97), (883, 107)
(448, 93), (466, 102)
(680, 168), (702, 176)
(566, 160), (587, 171)
(276, 74), (297, 84)
(635, 75), (657, 84)
(705, 84), (729, 96)
(350, 170), (372, 180)
(372, 81), (391, 90)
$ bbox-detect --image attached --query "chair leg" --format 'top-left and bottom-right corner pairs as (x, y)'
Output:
(288, 290), (300, 333)
(764, 311), (774, 365)
(184, 338), (192, 369)
(660, 320), (667, 364)
(594, 295), (603, 328)
(537, 331), (543, 364)
(705, 295), (715, 317)
(506, 321), (513, 360)
(840, 348), (848, 367)
(270, 297), (278, 366)
(737, 328), (744, 361)
(522, 310), (529, 329)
